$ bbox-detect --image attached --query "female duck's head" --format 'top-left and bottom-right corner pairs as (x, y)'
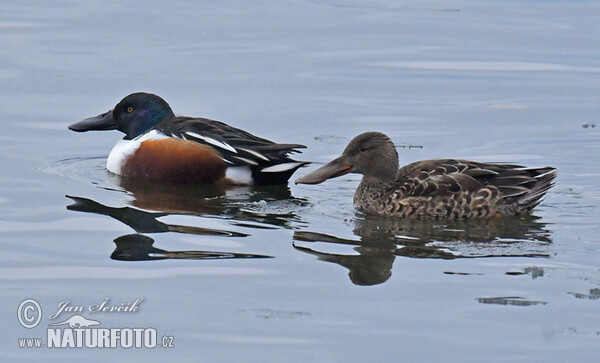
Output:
(296, 132), (399, 185)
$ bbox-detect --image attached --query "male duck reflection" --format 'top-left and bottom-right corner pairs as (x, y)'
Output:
(69, 93), (307, 185)
(296, 132), (556, 219)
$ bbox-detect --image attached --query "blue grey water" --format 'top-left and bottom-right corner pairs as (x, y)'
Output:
(1, 1), (599, 361)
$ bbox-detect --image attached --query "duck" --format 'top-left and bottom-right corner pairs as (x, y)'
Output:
(69, 93), (307, 185)
(295, 132), (556, 219)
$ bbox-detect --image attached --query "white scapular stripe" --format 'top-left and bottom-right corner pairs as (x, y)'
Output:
(230, 156), (259, 166)
(237, 147), (269, 161)
(261, 162), (303, 173)
(184, 131), (237, 153)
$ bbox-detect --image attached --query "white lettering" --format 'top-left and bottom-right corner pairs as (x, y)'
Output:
(110, 328), (120, 347)
(85, 328), (97, 348)
(144, 329), (156, 348)
(121, 328), (133, 348)
(98, 328), (110, 348)
(62, 329), (75, 348)
(49, 301), (84, 320)
(44, 327), (159, 349)
(133, 328), (144, 348)
(47, 329), (61, 348)
(88, 297), (144, 313)
(74, 329), (84, 348)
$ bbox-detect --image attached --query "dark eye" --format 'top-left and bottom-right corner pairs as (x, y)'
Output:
(127, 107), (133, 113)
(359, 147), (369, 153)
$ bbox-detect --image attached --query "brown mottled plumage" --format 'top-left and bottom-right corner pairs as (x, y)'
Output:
(296, 132), (556, 219)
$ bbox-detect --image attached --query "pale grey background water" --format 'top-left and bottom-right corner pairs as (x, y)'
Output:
(1, 1), (599, 362)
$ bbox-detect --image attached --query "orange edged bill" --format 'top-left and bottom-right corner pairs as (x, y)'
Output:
(295, 155), (353, 184)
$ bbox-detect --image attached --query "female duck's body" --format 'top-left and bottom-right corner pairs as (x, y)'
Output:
(296, 132), (556, 219)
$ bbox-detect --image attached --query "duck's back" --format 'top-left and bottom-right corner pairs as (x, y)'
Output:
(109, 117), (307, 185)
(355, 159), (556, 219)
(157, 117), (308, 184)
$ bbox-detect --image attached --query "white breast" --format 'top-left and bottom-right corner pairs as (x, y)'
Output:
(106, 130), (168, 175)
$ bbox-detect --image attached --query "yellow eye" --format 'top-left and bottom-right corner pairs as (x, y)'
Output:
(127, 107), (133, 113)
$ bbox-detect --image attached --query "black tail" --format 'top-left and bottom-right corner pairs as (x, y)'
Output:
(251, 161), (310, 185)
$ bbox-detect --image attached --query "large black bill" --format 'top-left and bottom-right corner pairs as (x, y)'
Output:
(68, 109), (118, 132)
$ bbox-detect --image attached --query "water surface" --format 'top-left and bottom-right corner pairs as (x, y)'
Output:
(1, 1), (600, 361)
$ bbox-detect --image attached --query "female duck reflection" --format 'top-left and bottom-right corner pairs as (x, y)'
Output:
(293, 214), (552, 286)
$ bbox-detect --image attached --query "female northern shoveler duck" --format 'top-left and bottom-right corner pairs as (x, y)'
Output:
(296, 132), (557, 219)
(69, 93), (307, 185)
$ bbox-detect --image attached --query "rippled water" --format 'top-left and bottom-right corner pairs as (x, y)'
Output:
(2, 1), (600, 361)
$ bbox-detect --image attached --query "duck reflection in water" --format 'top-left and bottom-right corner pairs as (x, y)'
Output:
(294, 214), (552, 286)
(113, 175), (304, 228)
(111, 234), (270, 261)
(67, 194), (247, 236)
(67, 177), (307, 261)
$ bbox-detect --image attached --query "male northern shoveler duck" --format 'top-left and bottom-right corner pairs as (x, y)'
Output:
(69, 93), (307, 185)
(296, 132), (557, 219)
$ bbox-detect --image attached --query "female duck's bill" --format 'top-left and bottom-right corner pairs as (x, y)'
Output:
(294, 155), (354, 184)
